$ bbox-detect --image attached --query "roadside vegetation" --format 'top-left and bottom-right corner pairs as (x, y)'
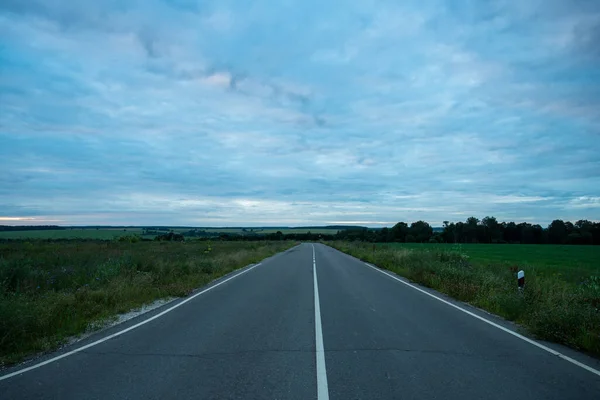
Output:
(0, 240), (294, 367)
(329, 241), (600, 357)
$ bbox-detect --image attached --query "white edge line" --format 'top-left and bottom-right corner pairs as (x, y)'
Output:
(0, 262), (263, 381)
(362, 262), (600, 378)
(312, 244), (330, 400)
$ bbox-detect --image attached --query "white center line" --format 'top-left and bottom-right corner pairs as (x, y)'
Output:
(312, 244), (330, 400)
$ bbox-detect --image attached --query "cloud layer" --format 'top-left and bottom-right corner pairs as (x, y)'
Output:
(1, 0), (599, 226)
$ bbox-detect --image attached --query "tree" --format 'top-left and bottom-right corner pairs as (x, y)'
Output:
(409, 220), (433, 243)
(591, 222), (600, 245)
(573, 220), (594, 244)
(519, 223), (534, 244)
(429, 232), (443, 243)
(454, 222), (465, 243)
(565, 221), (574, 237)
(531, 224), (544, 244)
(319, 217), (600, 246)
(375, 227), (393, 242)
(442, 222), (456, 243)
(575, 220), (593, 231)
(466, 217), (480, 225)
(503, 221), (519, 243)
(548, 220), (568, 244)
(391, 222), (409, 242)
(465, 217), (480, 243)
(482, 216), (501, 243)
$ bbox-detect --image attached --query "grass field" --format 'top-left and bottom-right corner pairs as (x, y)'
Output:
(382, 243), (600, 282)
(0, 227), (339, 240)
(0, 229), (146, 240)
(330, 241), (600, 356)
(0, 240), (295, 366)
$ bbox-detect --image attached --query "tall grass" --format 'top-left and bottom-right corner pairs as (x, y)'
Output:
(0, 240), (294, 366)
(329, 241), (600, 357)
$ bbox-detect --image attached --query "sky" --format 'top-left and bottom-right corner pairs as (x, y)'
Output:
(1, 0), (599, 227)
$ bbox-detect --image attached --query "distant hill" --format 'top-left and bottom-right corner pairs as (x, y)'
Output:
(0, 225), (66, 231)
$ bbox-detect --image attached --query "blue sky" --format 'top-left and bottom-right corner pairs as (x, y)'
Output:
(1, 0), (599, 226)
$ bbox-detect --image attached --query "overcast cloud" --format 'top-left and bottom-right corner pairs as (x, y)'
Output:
(1, 0), (599, 226)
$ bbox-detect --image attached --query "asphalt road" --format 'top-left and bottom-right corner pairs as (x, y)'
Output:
(1, 243), (599, 399)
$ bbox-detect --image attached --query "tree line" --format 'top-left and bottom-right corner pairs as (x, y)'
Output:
(126, 219), (600, 245)
(334, 217), (600, 245)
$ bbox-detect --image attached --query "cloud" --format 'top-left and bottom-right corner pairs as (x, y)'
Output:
(1, 0), (599, 226)
(203, 71), (234, 88)
(568, 197), (600, 209)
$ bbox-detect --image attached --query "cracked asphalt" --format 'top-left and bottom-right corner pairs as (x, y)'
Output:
(1, 243), (599, 399)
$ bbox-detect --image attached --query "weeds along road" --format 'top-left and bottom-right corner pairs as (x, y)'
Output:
(1, 243), (599, 399)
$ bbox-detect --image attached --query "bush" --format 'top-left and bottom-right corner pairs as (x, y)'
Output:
(118, 235), (141, 243)
(154, 232), (184, 242)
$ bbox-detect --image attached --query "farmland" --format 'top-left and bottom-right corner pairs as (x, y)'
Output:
(0, 228), (145, 240)
(0, 227), (340, 240)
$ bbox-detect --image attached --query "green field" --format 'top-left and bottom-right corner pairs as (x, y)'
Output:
(0, 228), (146, 240)
(0, 227), (339, 240)
(382, 243), (600, 282)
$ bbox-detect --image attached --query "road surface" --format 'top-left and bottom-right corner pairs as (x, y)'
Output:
(1, 243), (599, 399)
